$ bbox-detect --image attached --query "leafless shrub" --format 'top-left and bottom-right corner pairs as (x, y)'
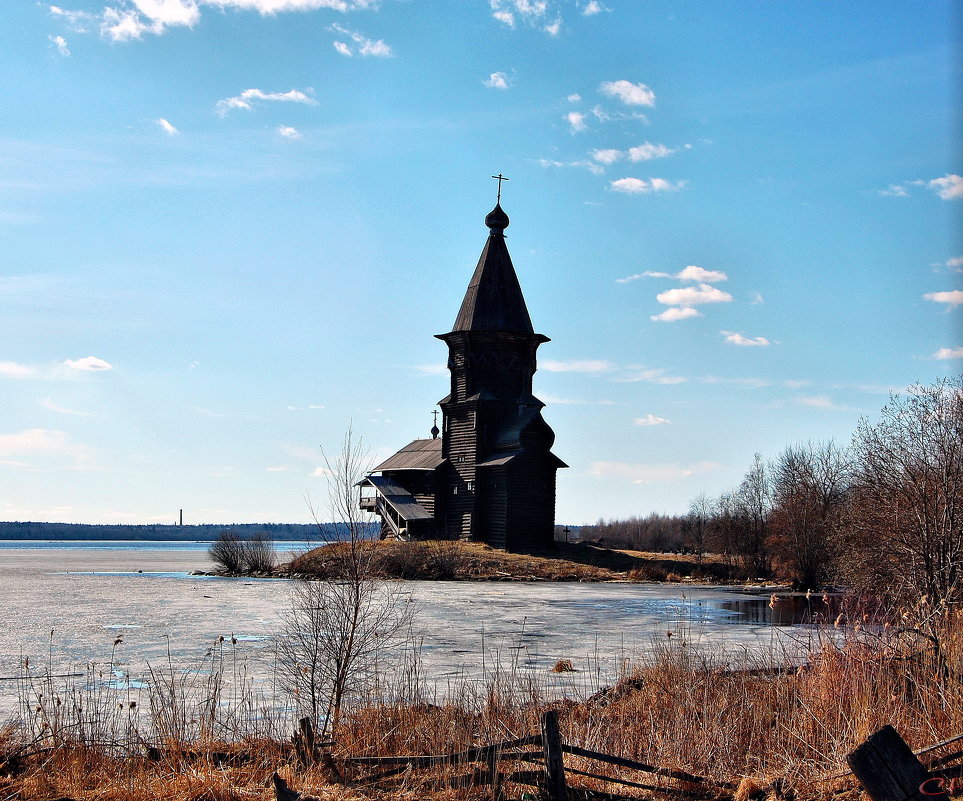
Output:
(208, 529), (245, 573)
(241, 531), (275, 573)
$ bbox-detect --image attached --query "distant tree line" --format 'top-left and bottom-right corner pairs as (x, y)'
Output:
(579, 376), (963, 606)
(0, 522), (336, 541)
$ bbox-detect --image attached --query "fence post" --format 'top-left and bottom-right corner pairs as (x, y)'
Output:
(541, 709), (568, 801)
(847, 725), (949, 801)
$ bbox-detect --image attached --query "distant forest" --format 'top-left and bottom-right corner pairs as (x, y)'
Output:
(0, 522), (344, 541)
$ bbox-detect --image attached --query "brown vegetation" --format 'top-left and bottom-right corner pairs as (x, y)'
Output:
(2, 610), (962, 800)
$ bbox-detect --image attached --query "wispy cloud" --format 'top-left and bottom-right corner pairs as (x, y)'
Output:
(286, 403), (325, 411)
(49, 34), (71, 55)
(796, 395), (854, 411)
(930, 346), (963, 360)
(700, 376), (772, 389)
(581, 0), (605, 14)
(599, 79), (655, 107)
(490, 0), (561, 34)
(484, 71), (510, 89)
(588, 459), (718, 484)
(41, 397), (93, 416)
(327, 23), (392, 57)
(63, 356), (113, 371)
(157, 117), (178, 135)
(539, 393), (617, 406)
(100, 0), (201, 41)
(610, 177), (685, 194)
(541, 359), (613, 373)
(215, 88), (316, 116)
(409, 363), (447, 376)
(537, 158), (603, 175)
(616, 367), (686, 385)
(924, 289), (963, 307)
(721, 330), (771, 347)
(633, 414), (670, 426)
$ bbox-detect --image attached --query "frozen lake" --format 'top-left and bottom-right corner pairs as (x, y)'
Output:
(0, 542), (821, 713)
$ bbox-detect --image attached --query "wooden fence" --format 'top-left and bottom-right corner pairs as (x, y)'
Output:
(274, 715), (963, 801)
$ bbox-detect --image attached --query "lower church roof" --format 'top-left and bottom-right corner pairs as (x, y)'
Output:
(371, 437), (445, 472)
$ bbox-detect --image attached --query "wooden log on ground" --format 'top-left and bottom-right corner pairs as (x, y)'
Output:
(542, 709), (569, 801)
(847, 725), (949, 801)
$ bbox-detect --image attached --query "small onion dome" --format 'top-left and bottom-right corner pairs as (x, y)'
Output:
(485, 203), (509, 232)
(430, 423), (440, 440)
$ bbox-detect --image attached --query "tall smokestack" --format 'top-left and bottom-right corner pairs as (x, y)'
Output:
(179, 509), (183, 526)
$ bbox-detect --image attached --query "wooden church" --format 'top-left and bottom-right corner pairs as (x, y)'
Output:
(359, 196), (565, 551)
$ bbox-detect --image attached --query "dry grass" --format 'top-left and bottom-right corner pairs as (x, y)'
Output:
(288, 539), (738, 583)
(2, 611), (962, 800)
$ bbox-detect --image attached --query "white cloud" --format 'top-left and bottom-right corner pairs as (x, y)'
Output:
(929, 174), (963, 201)
(311, 465), (333, 478)
(484, 72), (510, 90)
(0, 361), (34, 378)
(610, 177), (685, 194)
(216, 88), (316, 116)
(63, 356), (113, 371)
(0, 428), (89, 468)
(599, 79), (656, 107)
(333, 40), (352, 56)
(656, 284), (732, 307)
(676, 265), (727, 283)
(100, 0), (201, 40)
(628, 142), (675, 161)
(931, 347), (963, 360)
(492, 9), (515, 26)
(541, 359), (613, 373)
(879, 184), (911, 198)
(536, 158), (603, 175)
(277, 125), (302, 138)
(701, 376), (771, 389)
(721, 330), (771, 347)
(543, 17), (561, 35)
(48, 5), (95, 30)
(49, 34), (71, 55)
(924, 289), (963, 307)
(750, 291), (765, 305)
(565, 111), (587, 133)
(945, 256), (963, 270)
(650, 306), (701, 322)
(591, 148), (622, 165)
(582, 0), (605, 14)
(286, 403), (324, 410)
(615, 273), (649, 283)
(617, 367), (686, 384)
(327, 23), (392, 57)
(157, 117), (178, 135)
(633, 414), (670, 426)
(567, 93), (581, 102)
(588, 460), (718, 484)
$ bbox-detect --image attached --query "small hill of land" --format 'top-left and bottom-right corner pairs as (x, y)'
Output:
(286, 539), (738, 583)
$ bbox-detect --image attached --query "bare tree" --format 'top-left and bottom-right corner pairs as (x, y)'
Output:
(768, 441), (849, 588)
(847, 377), (963, 608)
(687, 493), (713, 566)
(277, 427), (412, 736)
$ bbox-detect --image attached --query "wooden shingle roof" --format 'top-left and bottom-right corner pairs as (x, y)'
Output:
(371, 438), (444, 472)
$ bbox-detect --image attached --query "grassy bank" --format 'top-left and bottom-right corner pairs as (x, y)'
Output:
(286, 539), (739, 583)
(3, 610), (961, 800)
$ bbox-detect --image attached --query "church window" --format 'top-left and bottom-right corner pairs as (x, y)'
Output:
(467, 481), (474, 491)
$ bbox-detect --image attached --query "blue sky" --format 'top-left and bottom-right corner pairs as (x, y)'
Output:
(1, 0), (960, 526)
